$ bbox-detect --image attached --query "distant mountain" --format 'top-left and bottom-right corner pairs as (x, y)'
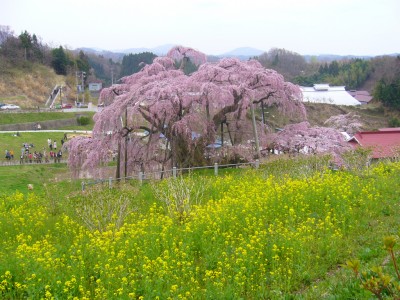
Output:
(150, 44), (177, 55)
(216, 47), (265, 61)
(220, 47), (265, 57)
(303, 53), (400, 62)
(77, 45), (398, 64)
(115, 44), (177, 56)
(76, 44), (177, 61)
(303, 54), (373, 62)
(75, 47), (125, 62)
(77, 47), (105, 53)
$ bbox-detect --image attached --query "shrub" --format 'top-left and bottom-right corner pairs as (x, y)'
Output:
(67, 186), (136, 233)
(76, 115), (90, 126)
(345, 235), (400, 299)
(341, 147), (372, 173)
(388, 117), (400, 128)
(152, 175), (210, 222)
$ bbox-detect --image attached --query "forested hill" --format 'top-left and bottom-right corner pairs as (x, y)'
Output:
(256, 48), (400, 93)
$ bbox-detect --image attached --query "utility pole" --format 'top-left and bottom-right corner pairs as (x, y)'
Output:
(81, 72), (85, 104)
(59, 85), (62, 107)
(75, 71), (79, 103)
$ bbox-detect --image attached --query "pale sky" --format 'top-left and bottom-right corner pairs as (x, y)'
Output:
(1, 0), (399, 56)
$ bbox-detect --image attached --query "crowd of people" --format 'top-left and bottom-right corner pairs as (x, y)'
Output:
(4, 138), (64, 164)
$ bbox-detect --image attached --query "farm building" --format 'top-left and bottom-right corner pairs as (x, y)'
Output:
(347, 90), (373, 105)
(301, 84), (361, 106)
(348, 129), (400, 159)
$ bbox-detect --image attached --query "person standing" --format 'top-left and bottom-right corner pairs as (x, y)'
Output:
(53, 140), (57, 150)
(56, 150), (62, 163)
(48, 138), (52, 149)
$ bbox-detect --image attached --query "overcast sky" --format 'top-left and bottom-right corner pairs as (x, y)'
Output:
(1, 0), (399, 56)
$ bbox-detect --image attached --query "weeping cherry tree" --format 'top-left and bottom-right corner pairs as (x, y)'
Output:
(67, 46), (306, 178)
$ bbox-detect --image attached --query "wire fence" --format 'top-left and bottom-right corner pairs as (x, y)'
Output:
(0, 158), (68, 166)
(81, 160), (260, 191)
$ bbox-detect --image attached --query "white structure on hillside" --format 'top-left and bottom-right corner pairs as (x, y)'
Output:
(88, 82), (102, 92)
(301, 84), (361, 106)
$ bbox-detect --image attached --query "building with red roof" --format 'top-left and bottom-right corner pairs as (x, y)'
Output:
(348, 129), (400, 158)
(347, 90), (373, 105)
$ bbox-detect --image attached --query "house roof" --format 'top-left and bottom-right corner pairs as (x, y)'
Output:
(301, 84), (361, 106)
(347, 90), (373, 104)
(348, 130), (400, 158)
(379, 127), (400, 131)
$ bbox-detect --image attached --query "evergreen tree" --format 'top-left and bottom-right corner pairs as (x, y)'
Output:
(374, 78), (400, 109)
(51, 46), (69, 75)
(76, 50), (90, 73)
(120, 52), (157, 77)
(18, 30), (32, 61)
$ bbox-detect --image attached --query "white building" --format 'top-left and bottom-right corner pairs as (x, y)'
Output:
(88, 82), (102, 92)
(301, 84), (361, 106)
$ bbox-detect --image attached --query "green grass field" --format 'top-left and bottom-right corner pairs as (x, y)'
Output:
(0, 111), (94, 164)
(0, 112), (90, 125)
(1, 131), (66, 156)
(0, 163), (74, 195)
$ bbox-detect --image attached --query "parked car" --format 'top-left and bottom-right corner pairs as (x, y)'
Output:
(1, 104), (20, 110)
(62, 103), (73, 109)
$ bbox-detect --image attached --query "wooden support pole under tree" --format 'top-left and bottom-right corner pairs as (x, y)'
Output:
(124, 108), (128, 180)
(116, 139), (121, 181)
(261, 100), (266, 124)
(221, 122), (224, 146)
(250, 101), (261, 159)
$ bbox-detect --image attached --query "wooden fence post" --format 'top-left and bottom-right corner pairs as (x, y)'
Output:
(139, 172), (144, 185)
(173, 167), (177, 178)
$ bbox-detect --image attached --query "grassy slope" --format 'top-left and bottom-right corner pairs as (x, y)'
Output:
(0, 63), (65, 108)
(0, 163), (73, 195)
(264, 102), (394, 131)
(0, 132), (66, 157)
(0, 112), (81, 125)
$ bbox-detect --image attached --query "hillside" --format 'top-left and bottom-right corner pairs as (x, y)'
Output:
(264, 101), (397, 131)
(0, 57), (397, 132)
(0, 63), (66, 108)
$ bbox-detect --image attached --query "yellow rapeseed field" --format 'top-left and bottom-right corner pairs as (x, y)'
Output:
(1, 161), (400, 299)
